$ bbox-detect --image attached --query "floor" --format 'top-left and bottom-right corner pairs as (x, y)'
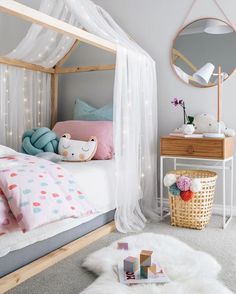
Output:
(7, 215), (236, 294)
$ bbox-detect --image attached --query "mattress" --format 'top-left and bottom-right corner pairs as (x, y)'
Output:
(0, 160), (116, 258)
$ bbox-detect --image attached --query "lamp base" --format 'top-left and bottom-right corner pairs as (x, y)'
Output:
(203, 133), (225, 138)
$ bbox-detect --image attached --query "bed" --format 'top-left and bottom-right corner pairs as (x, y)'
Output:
(0, 159), (116, 278)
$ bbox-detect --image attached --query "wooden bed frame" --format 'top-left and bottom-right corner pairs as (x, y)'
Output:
(0, 221), (116, 293)
(0, 0), (117, 292)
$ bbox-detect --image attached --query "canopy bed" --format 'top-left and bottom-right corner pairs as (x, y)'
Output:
(0, 0), (158, 291)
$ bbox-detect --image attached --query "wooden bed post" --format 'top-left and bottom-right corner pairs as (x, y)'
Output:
(50, 72), (58, 128)
(50, 40), (80, 128)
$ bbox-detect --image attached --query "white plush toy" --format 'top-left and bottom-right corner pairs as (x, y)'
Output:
(194, 113), (235, 137)
(58, 134), (98, 162)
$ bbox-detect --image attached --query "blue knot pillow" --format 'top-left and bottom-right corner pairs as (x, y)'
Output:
(21, 127), (59, 155)
(73, 98), (113, 121)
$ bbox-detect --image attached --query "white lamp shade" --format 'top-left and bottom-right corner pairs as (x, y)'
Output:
(204, 19), (233, 34)
(193, 63), (215, 85)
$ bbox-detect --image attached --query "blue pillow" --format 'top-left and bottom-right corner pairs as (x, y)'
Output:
(73, 98), (113, 121)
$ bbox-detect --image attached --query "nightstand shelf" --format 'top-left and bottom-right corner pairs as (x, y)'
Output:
(159, 136), (234, 229)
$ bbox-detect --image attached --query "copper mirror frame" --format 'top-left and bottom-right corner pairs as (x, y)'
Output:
(171, 17), (236, 88)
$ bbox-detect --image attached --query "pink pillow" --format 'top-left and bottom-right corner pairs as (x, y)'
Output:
(53, 121), (113, 160)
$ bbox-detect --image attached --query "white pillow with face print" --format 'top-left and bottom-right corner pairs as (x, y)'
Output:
(58, 134), (98, 162)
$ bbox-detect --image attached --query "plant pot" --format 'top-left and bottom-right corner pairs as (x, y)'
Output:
(182, 124), (195, 135)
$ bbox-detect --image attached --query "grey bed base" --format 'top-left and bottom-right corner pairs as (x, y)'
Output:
(0, 210), (115, 278)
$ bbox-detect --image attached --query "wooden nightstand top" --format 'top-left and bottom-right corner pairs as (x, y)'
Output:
(160, 136), (234, 159)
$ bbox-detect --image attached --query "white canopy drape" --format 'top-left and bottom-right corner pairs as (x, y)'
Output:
(0, 0), (77, 150)
(66, 0), (159, 232)
(0, 0), (159, 232)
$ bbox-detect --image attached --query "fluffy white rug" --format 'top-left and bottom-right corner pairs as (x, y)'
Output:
(81, 233), (232, 294)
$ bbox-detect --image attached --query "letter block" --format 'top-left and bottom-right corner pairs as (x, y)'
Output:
(140, 250), (153, 267)
(148, 263), (157, 278)
(117, 242), (128, 250)
(140, 265), (149, 279)
(123, 256), (139, 273)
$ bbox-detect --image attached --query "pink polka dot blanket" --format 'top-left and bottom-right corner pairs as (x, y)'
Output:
(0, 154), (97, 235)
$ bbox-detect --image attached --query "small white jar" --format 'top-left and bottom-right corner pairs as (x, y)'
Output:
(182, 124), (195, 135)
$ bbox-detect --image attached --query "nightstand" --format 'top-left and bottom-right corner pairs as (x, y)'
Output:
(159, 136), (234, 229)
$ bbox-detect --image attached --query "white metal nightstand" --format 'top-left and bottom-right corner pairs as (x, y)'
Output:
(159, 136), (235, 229)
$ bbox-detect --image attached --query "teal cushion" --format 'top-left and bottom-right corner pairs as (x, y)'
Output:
(73, 98), (113, 121)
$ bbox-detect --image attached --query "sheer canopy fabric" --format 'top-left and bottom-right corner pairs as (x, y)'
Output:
(0, 0), (158, 232)
(0, 0), (77, 150)
(66, 0), (159, 232)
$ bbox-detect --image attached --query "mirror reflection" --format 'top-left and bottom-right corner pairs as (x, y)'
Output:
(172, 18), (236, 87)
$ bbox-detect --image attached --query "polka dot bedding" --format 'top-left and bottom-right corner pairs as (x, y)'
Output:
(0, 154), (97, 234)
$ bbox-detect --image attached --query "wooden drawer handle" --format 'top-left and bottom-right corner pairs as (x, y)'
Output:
(187, 145), (194, 154)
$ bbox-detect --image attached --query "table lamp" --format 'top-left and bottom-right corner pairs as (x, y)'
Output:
(193, 63), (225, 138)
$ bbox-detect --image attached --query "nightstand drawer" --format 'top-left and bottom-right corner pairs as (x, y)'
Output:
(160, 136), (234, 159)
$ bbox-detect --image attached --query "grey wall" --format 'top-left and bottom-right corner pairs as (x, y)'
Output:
(58, 44), (115, 120)
(1, 0), (236, 207)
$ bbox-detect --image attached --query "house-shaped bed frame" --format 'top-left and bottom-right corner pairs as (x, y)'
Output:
(0, 0), (117, 292)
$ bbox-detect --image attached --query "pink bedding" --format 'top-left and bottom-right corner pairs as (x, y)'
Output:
(0, 154), (97, 234)
(0, 188), (17, 235)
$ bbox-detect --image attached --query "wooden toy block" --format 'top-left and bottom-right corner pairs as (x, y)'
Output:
(140, 265), (149, 279)
(140, 250), (153, 267)
(117, 242), (128, 250)
(123, 256), (139, 273)
(148, 263), (157, 278)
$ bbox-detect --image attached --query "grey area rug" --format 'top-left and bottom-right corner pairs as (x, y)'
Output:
(7, 216), (236, 294)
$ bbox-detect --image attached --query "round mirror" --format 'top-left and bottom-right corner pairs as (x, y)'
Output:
(172, 18), (236, 87)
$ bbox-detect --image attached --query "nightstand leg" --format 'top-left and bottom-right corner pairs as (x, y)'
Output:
(223, 159), (234, 229)
(223, 161), (226, 229)
(230, 159), (234, 219)
(160, 156), (163, 219)
(173, 158), (176, 170)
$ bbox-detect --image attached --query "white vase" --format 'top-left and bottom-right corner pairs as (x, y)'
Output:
(182, 124), (195, 135)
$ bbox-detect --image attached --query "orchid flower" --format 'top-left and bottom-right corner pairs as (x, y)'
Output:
(171, 98), (193, 125)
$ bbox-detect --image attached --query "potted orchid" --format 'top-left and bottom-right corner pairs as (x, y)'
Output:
(171, 98), (194, 135)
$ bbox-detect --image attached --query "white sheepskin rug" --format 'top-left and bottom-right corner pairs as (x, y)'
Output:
(81, 233), (232, 294)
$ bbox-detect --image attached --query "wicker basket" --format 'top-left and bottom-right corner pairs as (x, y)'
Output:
(168, 170), (217, 230)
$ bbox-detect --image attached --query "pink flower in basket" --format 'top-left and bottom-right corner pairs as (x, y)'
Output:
(176, 176), (192, 191)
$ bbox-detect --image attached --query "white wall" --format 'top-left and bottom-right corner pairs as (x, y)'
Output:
(1, 0), (236, 206)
